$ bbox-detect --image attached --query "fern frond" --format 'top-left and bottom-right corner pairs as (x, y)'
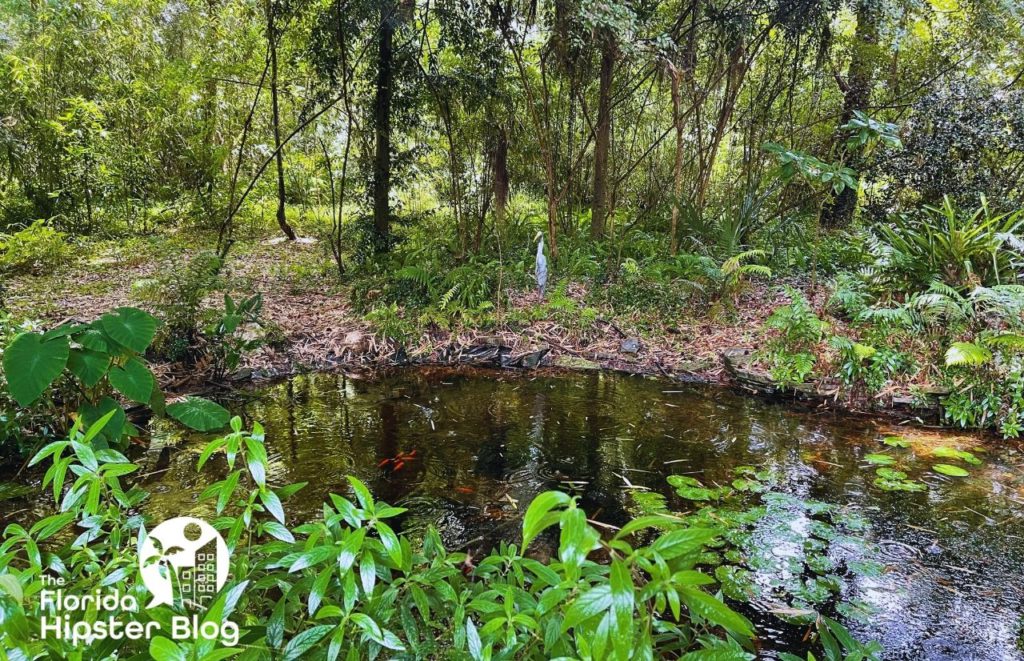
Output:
(945, 341), (992, 367)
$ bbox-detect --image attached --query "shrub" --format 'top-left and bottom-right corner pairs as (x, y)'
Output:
(131, 250), (224, 362)
(869, 197), (1024, 292)
(0, 220), (73, 275)
(761, 287), (827, 387)
(0, 306), (231, 449)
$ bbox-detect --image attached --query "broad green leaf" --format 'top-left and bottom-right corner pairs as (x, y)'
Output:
(79, 397), (127, 442)
(562, 584), (612, 631)
(67, 349), (110, 388)
(167, 397), (230, 431)
(108, 357), (155, 403)
(933, 463), (969, 477)
(864, 454), (895, 466)
(2, 333), (70, 406)
(99, 307), (157, 353)
(260, 489), (285, 524)
(882, 436), (910, 448)
(466, 617), (483, 660)
(651, 527), (719, 560)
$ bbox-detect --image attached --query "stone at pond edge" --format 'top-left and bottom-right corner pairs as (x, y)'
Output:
(551, 355), (600, 370)
(620, 338), (641, 354)
(504, 344), (550, 369)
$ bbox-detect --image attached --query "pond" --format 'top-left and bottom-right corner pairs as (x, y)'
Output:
(10, 367), (1024, 659)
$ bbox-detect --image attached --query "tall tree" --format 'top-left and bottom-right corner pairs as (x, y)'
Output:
(372, 0), (396, 249)
(590, 30), (615, 240)
(267, 0), (297, 240)
(821, 0), (880, 229)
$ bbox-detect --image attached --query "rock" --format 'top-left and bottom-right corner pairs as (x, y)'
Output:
(620, 337), (641, 354)
(552, 355), (600, 370)
(506, 344), (550, 369)
(676, 359), (714, 373)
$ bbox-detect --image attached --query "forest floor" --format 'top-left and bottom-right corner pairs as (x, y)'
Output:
(5, 230), (914, 414)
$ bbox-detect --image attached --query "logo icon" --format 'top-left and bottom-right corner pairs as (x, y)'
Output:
(140, 517), (228, 609)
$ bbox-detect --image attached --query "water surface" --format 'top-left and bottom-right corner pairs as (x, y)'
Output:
(28, 368), (1024, 658)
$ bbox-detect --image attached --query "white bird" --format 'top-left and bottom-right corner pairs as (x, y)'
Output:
(534, 232), (548, 297)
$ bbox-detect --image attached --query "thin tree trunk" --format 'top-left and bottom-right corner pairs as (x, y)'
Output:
(267, 0), (296, 241)
(372, 0), (396, 249)
(821, 0), (878, 229)
(492, 125), (509, 229)
(590, 33), (614, 240)
(695, 42), (745, 213)
(669, 65), (684, 256)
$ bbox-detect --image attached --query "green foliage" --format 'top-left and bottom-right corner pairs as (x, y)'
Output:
(205, 293), (264, 379)
(365, 302), (415, 344)
(831, 337), (913, 396)
(0, 306), (229, 449)
(763, 143), (859, 195)
(0, 413), (785, 660)
(673, 468), (882, 656)
(870, 197), (1024, 292)
(0, 220), (73, 275)
(761, 287), (826, 387)
(131, 251), (224, 362)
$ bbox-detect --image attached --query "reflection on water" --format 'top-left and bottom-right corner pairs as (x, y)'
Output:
(120, 369), (1024, 658)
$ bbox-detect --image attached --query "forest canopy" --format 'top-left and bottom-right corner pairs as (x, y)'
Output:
(0, 0), (1020, 259)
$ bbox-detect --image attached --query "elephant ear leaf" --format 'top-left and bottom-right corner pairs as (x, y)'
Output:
(108, 357), (155, 403)
(67, 349), (111, 388)
(167, 397), (230, 431)
(2, 333), (70, 406)
(99, 307), (157, 353)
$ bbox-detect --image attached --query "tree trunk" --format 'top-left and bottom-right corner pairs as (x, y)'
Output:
(821, 0), (879, 230)
(492, 124), (509, 229)
(372, 0), (396, 249)
(695, 42), (745, 213)
(267, 0), (296, 241)
(590, 33), (614, 240)
(669, 66), (684, 256)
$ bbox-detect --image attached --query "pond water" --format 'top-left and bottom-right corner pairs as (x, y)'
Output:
(10, 367), (1024, 658)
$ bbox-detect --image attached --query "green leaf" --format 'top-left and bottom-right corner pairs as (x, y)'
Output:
(466, 617), (483, 660)
(945, 342), (992, 367)
(609, 559), (634, 657)
(67, 349), (110, 388)
(99, 307), (157, 353)
(283, 625), (334, 661)
(167, 397), (230, 431)
(680, 587), (753, 639)
(2, 333), (70, 406)
(864, 454), (895, 466)
(264, 521), (295, 543)
(79, 397), (127, 442)
(260, 489), (286, 524)
(933, 463), (969, 477)
(150, 636), (185, 661)
(108, 357), (155, 403)
(651, 527), (719, 560)
(563, 584), (612, 631)
(882, 436), (910, 448)
(522, 491), (571, 548)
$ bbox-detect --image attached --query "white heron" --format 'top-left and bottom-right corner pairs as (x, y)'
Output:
(534, 231), (548, 297)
